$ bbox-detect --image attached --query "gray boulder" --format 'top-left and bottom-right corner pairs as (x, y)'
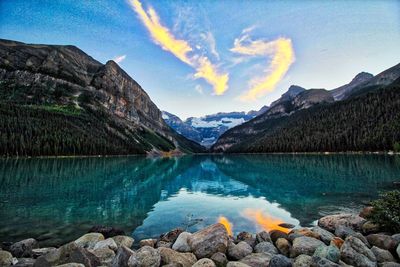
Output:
(32, 247), (57, 258)
(236, 232), (256, 248)
(269, 254), (292, 267)
(69, 246), (101, 267)
(112, 235), (134, 249)
(293, 254), (312, 267)
(192, 258), (217, 267)
(397, 243), (400, 258)
(33, 241), (79, 266)
(254, 241), (278, 254)
(158, 247), (197, 267)
(334, 226), (355, 239)
(172, 232), (192, 252)
(313, 245), (340, 263)
(93, 238), (118, 251)
(311, 256), (340, 267)
(276, 238), (291, 257)
(340, 236), (377, 267)
(312, 226), (336, 245)
(370, 246), (395, 263)
(140, 239), (157, 248)
(227, 262), (251, 267)
(318, 214), (366, 232)
(211, 252), (227, 267)
(188, 223), (229, 259)
(256, 231), (272, 244)
(75, 233), (104, 249)
(380, 263), (400, 267)
(111, 245), (135, 267)
(227, 241), (252, 260)
(90, 247), (115, 266)
(291, 236), (326, 257)
(367, 234), (397, 251)
(128, 246), (160, 267)
(13, 257), (36, 267)
(10, 238), (39, 258)
(239, 253), (273, 267)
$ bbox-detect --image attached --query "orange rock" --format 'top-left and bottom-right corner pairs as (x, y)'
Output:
(330, 237), (344, 248)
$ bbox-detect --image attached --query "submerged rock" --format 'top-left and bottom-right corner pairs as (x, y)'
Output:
(291, 236), (326, 257)
(227, 241), (252, 260)
(340, 236), (376, 267)
(188, 223), (229, 259)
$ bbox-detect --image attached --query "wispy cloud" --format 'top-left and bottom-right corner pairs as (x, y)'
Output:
(195, 84), (204, 95)
(200, 31), (220, 60)
(113, 54), (127, 64)
(129, 0), (228, 95)
(231, 29), (295, 101)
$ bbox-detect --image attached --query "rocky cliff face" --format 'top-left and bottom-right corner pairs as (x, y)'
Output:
(330, 72), (373, 100)
(0, 39), (204, 155)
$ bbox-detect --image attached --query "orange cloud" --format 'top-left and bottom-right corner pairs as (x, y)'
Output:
(129, 0), (228, 95)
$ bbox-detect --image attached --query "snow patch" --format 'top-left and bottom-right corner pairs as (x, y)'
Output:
(191, 117), (246, 128)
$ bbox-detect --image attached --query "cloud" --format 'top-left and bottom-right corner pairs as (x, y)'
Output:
(129, 0), (228, 95)
(113, 55), (127, 63)
(200, 31), (220, 60)
(195, 84), (204, 94)
(231, 31), (295, 101)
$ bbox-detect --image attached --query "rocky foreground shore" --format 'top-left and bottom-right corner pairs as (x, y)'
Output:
(1, 208), (399, 267)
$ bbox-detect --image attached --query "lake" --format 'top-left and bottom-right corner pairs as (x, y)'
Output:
(0, 154), (399, 246)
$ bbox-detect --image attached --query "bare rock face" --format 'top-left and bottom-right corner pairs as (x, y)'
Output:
(188, 223), (229, 259)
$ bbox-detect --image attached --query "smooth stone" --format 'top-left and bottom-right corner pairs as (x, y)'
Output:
(236, 232), (256, 248)
(54, 264), (85, 267)
(10, 238), (39, 258)
(318, 214), (366, 232)
(140, 239), (157, 248)
(367, 234), (397, 251)
(14, 257), (36, 267)
(340, 236), (377, 267)
(293, 254), (312, 267)
(111, 245), (135, 267)
(32, 247), (57, 258)
(90, 247), (115, 266)
(239, 253), (273, 267)
(211, 252), (228, 267)
(93, 238), (118, 251)
(312, 226), (336, 245)
(34, 241), (79, 267)
(157, 241), (172, 248)
(254, 241), (278, 254)
(188, 223), (229, 259)
(158, 247), (197, 267)
(172, 232), (192, 252)
(311, 256), (340, 267)
(226, 262), (251, 267)
(276, 238), (291, 257)
(112, 235), (134, 249)
(256, 231), (272, 244)
(0, 250), (13, 266)
(269, 254), (292, 267)
(227, 241), (252, 260)
(350, 232), (370, 246)
(192, 258), (217, 267)
(69, 246), (101, 267)
(279, 223), (296, 229)
(75, 233), (105, 249)
(362, 221), (380, 235)
(128, 246), (160, 267)
(313, 245), (340, 263)
(270, 230), (289, 243)
(160, 228), (184, 243)
(291, 236), (326, 257)
(371, 246), (395, 263)
(88, 226), (125, 238)
(334, 226), (355, 239)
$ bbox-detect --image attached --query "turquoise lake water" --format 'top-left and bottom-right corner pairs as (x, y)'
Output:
(0, 154), (399, 246)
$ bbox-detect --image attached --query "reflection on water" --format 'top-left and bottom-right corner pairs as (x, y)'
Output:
(0, 155), (399, 246)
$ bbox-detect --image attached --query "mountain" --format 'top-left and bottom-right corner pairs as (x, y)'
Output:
(0, 39), (204, 156)
(330, 72), (373, 100)
(212, 63), (400, 153)
(162, 107), (269, 147)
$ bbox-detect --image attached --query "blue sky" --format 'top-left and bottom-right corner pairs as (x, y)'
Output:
(1, 0), (399, 119)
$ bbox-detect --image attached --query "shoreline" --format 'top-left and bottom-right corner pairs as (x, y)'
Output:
(1, 208), (399, 267)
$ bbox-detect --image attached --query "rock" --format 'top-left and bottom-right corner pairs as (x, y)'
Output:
(10, 238), (39, 258)
(93, 238), (118, 251)
(330, 237), (345, 249)
(157, 240), (172, 248)
(334, 226), (355, 239)
(192, 258), (217, 267)
(69, 246), (101, 267)
(367, 234), (397, 251)
(111, 245), (135, 267)
(370, 246), (395, 263)
(269, 254), (292, 267)
(112, 235), (134, 249)
(279, 223), (296, 229)
(239, 253), (273, 267)
(140, 239), (157, 248)
(312, 226), (336, 245)
(313, 245), (340, 263)
(276, 238), (291, 257)
(362, 221), (380, 234)
(350, 232), (370, 246)
(392, 234), (400, 244)
(256, 231), (272, 244)
(318, 214), (366, 232)
(270, 230), (289, 243)
(236, 232), (256, 248)
(227, 241), (253, 260)
(54, 264), (85, 267)
(397, 243), (400, 258)
(340, 236), (376, 267)
(0, 250), (13, 266)
(188, 223), (229, 259)
(310, 256), (340, 267)
(290, 228), (320, 240)
(158, 247), (197, 267)
(14, 257), (36, 267)
(128, 246), (161, 267)
(88, 225), (125, 238)
(211, 252), (228, 267)
(226, 262), (251, 267)
(254, 241), (278, 254)
(160, 228), (184, 243)
(359, 206), (374, 218)
(90, 247), (115, 266)
(291, 236), (326, 257)
(172, 232), (192, 252)
(75, 233), (105, 249)
(34, 241), (79, 266)
(380, 263), (400, 267)
(161, 263), (183, 267)
(293, 254), (312, 267)
(32, 247), (57, 258)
